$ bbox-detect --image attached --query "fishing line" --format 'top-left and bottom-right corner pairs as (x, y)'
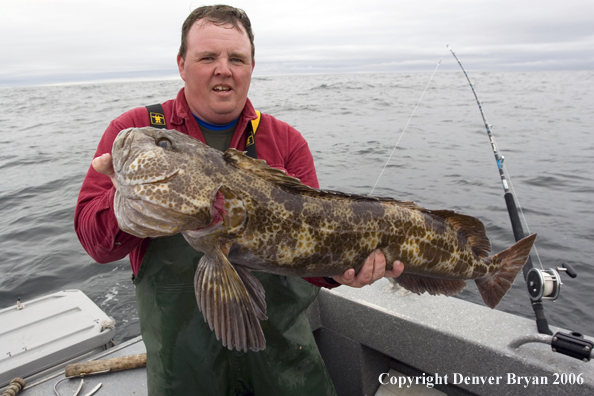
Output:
(369, 57), (443, 196)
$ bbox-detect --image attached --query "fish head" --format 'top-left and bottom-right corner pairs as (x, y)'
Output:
(112, 127), (223, 237)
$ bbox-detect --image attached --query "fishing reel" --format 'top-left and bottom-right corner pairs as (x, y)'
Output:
(526, 262), (577, 302)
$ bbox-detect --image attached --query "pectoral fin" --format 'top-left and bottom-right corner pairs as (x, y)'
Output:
(235, 265), (267, 321)
(194, 249), (266, 352)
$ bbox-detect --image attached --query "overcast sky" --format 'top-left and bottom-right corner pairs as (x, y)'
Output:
(1, 0), (593, 87)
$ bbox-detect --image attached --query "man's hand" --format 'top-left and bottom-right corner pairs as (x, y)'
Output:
(332, 250), (404, 288)
(92, 153), (117, 189)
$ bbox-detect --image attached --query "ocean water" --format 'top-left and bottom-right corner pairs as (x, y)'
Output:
(0, 71), (593, 344)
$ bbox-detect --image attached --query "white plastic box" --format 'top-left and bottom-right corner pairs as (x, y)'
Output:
(0, 290), (115, 387)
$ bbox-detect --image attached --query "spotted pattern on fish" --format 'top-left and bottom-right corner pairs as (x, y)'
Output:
(112, 127), (537, 352)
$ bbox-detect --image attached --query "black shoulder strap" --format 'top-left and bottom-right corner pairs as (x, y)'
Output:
(244, 110), (261, 159)
(146, 104), (167, 129)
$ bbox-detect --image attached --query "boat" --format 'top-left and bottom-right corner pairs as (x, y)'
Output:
(1, 281), (592, 395)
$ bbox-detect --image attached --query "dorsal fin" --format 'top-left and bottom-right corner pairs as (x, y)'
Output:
(427, 210), (491, 258)
(223, 148), (423, 207)
(223, 148), (307, 189)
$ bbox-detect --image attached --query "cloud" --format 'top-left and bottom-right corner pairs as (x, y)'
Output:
(1, 0), (592, 86)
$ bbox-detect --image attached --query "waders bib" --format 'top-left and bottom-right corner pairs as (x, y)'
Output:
(134, 235), (336, 396)
(134, 105), (336, 395)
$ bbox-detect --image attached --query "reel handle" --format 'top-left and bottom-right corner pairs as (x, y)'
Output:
(560, 262), (577, 278)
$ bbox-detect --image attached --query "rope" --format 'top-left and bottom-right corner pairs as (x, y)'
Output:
(1, 378), (25, 396)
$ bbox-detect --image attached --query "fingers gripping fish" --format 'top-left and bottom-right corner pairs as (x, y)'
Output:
(112, 127), (537, 352)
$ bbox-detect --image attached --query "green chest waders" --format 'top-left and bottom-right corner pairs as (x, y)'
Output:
(134, 234), (337, 396)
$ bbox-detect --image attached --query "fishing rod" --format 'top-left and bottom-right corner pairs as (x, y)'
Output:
(447, 45), (592, 362)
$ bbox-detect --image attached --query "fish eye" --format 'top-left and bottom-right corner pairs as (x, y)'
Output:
(156, 138), (172, 150)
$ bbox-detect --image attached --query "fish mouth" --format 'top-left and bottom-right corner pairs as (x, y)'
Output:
(119, 168), (181, 187)
(112, 128), (135, 173)
(144, 170), (179, 185)
(115, 189), (208, 237)
(115, 184), (220, 237)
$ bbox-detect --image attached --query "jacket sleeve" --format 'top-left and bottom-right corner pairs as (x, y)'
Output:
(74, 116), (145, 263)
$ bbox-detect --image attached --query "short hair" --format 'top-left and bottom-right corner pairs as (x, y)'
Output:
(179, 5), (255, 61)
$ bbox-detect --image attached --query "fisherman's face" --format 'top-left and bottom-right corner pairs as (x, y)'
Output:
(177, 20), (254, 125)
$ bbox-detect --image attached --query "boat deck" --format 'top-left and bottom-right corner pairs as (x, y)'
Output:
(11, 280), (594, 396)
(18, 336), (147, 396)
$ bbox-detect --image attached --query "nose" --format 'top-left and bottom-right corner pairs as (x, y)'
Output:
(214, 59), (232, 77)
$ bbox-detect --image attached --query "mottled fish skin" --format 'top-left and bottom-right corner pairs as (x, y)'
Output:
(112, 127), (537, 352)
(231, 190), (487, 279)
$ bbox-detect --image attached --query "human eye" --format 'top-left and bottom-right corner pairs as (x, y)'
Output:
(197, 53), (216, 62)
(229, 54), (248, 64)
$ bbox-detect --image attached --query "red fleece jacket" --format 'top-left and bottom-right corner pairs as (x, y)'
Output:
(74, 88), (338, 288)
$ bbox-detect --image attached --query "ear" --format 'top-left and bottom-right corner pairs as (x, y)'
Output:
(177, 54), (186, 81)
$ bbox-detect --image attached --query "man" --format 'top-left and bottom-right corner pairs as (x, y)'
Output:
(75, 5), (403, 396)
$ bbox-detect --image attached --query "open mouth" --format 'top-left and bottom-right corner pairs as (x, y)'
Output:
(213, 85), (231, 92)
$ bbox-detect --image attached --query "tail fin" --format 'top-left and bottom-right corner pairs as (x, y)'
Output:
(475, 234), (537, 308)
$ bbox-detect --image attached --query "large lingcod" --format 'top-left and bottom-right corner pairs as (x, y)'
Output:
(112, 127), (536, 352)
